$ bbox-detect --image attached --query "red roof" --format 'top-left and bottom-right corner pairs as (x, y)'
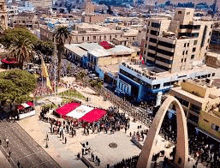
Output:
(99, 41), (113, 49)
(79, 108), (107, 123)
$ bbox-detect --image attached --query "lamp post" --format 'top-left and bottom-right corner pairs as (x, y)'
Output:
(53, 34), (58, 96)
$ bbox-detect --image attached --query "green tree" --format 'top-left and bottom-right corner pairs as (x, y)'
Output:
(9, 36), (34, 69)
(0, 69), (36, 106)
(0, 27), (39, 49)
(54, 26), (71, 82)
(34, 41), (54, 56)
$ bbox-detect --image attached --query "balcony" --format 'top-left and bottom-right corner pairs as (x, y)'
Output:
(147, 56), (155, 62)
(155, 60), (171, 68)
(147, 49), (156, 54)
(157, 53), (173, 60)
(158, 45), (175, 52)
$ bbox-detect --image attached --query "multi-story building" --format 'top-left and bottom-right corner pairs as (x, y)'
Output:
(144, 8), (213, 73)
(9, 12), (39, 29)
(40, 23), (124, 44)
(116, 8), (217, 105)
(169, 79), (220, 142)
(64, 42), (137, 79)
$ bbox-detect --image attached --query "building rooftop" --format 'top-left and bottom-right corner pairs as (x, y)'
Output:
(122, 62), (217, 80)
(65, 42), (135, 58)
(64, 44), (87, 57)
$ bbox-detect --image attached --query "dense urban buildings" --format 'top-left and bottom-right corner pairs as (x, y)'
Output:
(1, 0), (220, 167)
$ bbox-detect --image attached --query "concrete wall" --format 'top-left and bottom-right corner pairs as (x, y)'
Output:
(198, 110), (220, 139)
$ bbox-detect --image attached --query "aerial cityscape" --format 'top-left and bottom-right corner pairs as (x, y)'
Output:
(0, 0), (220, 168)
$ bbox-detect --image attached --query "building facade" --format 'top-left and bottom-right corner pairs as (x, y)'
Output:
(144, 8), (213, 73)
(0, 0), (8, 29)
(169, 79), (220, 142)
(116, 8), (216, 105)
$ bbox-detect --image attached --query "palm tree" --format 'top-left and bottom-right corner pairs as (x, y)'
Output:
(53, 26), (71, 82)
(9, 36), (34, 69)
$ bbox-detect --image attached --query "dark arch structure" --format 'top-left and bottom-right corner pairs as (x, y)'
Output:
(137, 96), (189, 168)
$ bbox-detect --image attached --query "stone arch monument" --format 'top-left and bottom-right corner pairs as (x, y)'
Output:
(0, 0), (8, 29)
(137, 95), (189, 168)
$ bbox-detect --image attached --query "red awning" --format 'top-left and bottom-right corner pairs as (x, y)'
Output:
(55, 102), (81, 117)
(1, 58), (18, 64)
(26, 101), (34, 107)
(17, 105), (24, 110)
(79, 108), (107, 123)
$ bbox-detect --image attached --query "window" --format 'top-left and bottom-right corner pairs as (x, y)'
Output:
(211, 24), (213, 28)
(184, 58), (186, 62)
(149, 38), (157, 43)
(187, 12), (190, 15)
(158, 41), (175, 48)
(206, 46), (208, 50)
(115, 35), (117, 38)
(93, 36), (96, 40)
(203, 119), (209, 123)
(153, 84), (160, 89)
(184, 43), (186, 47)
(150, 30), (159, 36)
(187, 43), (189, 47)
(209, 31), (212, 36)
(163, 82), (171, 87)
(181, 59), (183, 63)
(178, 11), (182, 14)
(212, 73), (215, 76)
(82, 37), (84, 41)
(147, 52), (155, 58)
(191, 55), (195, 59)
(182, 51), (185, 55)
(151, 22), (160, 28)
(100, 36), (101, 40)
(207, 39), (210, 43)
(190, 104), (201, 114)
(194, 40), (198, 45)
(192, 47), (196, 52)
(211, 124), (220, 132)
(148, 45), (157, 51)
(87, 37), (89, 41)
(157, 48), (174, 56)
(188, 113), (199, 123)
(186, 51), (188, 55)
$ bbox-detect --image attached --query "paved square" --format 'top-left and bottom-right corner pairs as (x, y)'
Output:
(81, 131), (141, 167)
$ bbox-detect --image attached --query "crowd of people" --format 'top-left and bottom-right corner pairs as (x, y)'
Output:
(113, 155), (139, 168)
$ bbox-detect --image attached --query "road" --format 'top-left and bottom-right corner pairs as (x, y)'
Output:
(0, 121), (61, 168)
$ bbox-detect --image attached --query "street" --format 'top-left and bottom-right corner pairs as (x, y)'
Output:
(0, 121), (61, 168)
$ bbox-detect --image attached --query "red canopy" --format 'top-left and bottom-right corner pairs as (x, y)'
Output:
(17, 105), (24, 110)
(1, 58), (18, 65)
(55, 102), (81, 117)
(26, 101), (34, 107)
(79, 108), (107, 123)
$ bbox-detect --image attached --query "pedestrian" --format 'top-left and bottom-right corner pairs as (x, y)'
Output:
(0, 139), (1, 145)
(64, 137), (67, 144)
(77, 153), (80, 159)
(91, 153), (94, 162)
(6, 138), (9, 147)
(125, 127), (127, 133)
(8, 151), (11, 157)
(82, 148), (84, 155)
(17, 161), (20, 168)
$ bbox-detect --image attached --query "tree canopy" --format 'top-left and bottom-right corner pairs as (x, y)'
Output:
(0, 27), (53, 56)
(0, 69), (37, 104)
(0, 27), (39, 49)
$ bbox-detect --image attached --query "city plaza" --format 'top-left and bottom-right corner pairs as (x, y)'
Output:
(0, 75), (207, 168)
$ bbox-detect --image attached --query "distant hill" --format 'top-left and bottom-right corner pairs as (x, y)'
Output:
(145, 0), (219, 8)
